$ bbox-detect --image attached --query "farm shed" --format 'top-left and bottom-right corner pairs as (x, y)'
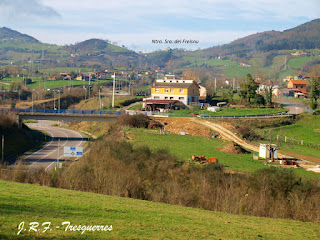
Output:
(259, 144), (278, 160)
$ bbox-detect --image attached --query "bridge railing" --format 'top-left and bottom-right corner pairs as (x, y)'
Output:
(0, 108), (125, 116)
(0, 108), (291, 119)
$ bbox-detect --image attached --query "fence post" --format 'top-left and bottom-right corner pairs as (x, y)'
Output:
(277, 135), (279, 141)
(285, 136), (287, 142)
(301, 140), (303, 145)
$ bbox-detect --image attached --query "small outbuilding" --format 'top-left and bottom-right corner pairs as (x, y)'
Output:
(259, 144), (278, 161)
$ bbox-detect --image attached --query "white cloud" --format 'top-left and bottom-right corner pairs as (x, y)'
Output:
(0, 0), (60, 25)
(2, 0), (320, 51)
(23, 27), (256, 51)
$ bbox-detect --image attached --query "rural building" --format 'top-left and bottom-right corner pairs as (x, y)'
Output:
(257, 81), (280, 95)
(239, 62), (251, 67)
(283, 75), (293, 82)
(199, 84), (207, 101)
(147, 77), (200, 107)
(293, 74), (303, 80)
(142, 99), (184, 111)
(225, 79), (233, 87)
(60, 73), (71, 80)
(291, 51), (307, 56)
(259, 144), (278, 160)
(287, 80), (307, 94)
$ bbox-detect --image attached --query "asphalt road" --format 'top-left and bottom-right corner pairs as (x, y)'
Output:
(23, 120), (87, 172)
(275, 97), (305, 114)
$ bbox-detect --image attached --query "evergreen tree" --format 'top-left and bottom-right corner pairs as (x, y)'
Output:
(239, 73), (258, 103)
(310, 77), (320, 110)
(264, 84), (273, 107)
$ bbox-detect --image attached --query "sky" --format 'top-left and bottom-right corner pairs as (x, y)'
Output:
(0, 0), (319, 52)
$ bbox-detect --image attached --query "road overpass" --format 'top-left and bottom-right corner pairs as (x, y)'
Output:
(0, 108), (294, 128)
(0, 108), (124, 128)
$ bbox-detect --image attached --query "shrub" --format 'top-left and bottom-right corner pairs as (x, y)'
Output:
(117, 114), (150, 128)
(120, 98), (141, 107)
(237, 125), (263, 141)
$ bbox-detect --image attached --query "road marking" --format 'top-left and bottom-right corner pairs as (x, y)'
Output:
(24, 122), (87, 172)
(28, 127), (69, 170)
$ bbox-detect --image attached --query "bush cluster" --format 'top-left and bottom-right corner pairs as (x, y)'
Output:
(2, 135), (320, 223)
(117, 114), (163, 129)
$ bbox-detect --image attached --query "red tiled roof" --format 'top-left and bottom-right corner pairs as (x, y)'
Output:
(289, 80), (306, 85)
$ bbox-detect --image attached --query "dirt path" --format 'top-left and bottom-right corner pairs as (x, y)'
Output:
(192, 119), (305, 160)
(192, 119), (320, 172)
(192, 119), (260, 152)
(122, 101), (142, 111)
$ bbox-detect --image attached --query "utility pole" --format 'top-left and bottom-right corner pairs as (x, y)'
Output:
(32, 92), (34, 112)
(1, 135), (4, 164)
(88, 74), (91, 99)
(112, 72), (115, 108)
(214, 78), (217, 92)
(99, 87), (102, 110)
(57, 139), (60, 169)
(128, 77), (131, 96)
(58, 90), (60, 113)
(54, 91), (56, 110)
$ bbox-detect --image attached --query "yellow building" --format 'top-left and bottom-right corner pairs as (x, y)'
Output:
(283, 76), (293, 82)
(150, 79), (200, 106)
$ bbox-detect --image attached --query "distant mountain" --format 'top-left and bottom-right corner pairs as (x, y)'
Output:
(204, 19), (320, 56)
(66, 38), (134, 54)
(0, 27), (39, 43)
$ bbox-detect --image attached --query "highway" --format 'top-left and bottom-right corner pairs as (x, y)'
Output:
(23, 120), (87, 172)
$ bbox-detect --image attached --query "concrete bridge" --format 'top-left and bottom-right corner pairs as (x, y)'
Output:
(0, 108), (124, 128)
(0, 108), (294, 129)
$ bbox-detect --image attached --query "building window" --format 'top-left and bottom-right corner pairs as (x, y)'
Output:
(165, 89), (169, 92)
(164, 97), (168, 99)
(180, 89), (184, 93)
(170, 97), (174, 100)
(192, 89), (195, 94)
(179, 97), (184, 100)
(155, 88), (159, 92)
(154, 96), (159, 99)
(170, 89), (174, 93)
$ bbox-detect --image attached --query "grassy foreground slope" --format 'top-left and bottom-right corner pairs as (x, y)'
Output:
(1, 180), (319, 240)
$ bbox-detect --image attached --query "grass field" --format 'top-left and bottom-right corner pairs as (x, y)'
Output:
(261, 114), (320, 145)
(1, 75), (129, 90)
(257, 114), (320, 158)
(129, 128), (320, 179)
(40, 67), (93, 74)
(170, 107), (286, 116)
(1, 180), (320, 240)
(287, 56), (320, 69)
(130, 128), (268, 172)
(128, 104), (142, 110)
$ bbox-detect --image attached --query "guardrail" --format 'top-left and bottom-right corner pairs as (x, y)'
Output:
(1, 108), (291, 119)
(129, 110), (291, 118)
(0, 108), (125, 116)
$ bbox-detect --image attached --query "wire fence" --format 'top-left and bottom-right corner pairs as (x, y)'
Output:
(264, 134), (320, 149)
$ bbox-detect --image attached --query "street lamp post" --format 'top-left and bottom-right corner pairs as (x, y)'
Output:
(58, 90), (60, 113)
(99, 87), (102, 110)
(54, 91), (56, 110)
(32, 89), (35, 112)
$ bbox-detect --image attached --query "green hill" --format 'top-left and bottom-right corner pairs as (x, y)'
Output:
(1, 180), (319, 239)
(0, 27), (39, 43)
(204, 19), (320, 55)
